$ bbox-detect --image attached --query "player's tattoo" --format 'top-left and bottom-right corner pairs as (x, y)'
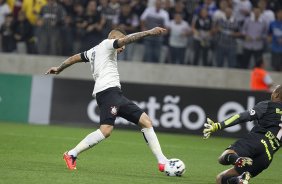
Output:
(118, 31), (150, 47)
(57, 55), (81, 72)
(58, 62), (71, 71)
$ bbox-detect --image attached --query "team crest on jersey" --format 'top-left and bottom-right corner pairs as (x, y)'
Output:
(111, 106), (118, 116)
(249, 109), (256, 116)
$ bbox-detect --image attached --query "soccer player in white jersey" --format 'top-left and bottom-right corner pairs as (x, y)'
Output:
(45, 27), (168, 172)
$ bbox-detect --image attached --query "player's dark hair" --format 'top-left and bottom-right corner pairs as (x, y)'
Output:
(112, 28), (127, 36)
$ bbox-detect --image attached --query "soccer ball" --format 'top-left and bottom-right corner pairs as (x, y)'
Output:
(164, 158), (186, 177)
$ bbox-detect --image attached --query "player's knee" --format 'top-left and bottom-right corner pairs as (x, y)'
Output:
(99, 125), (113, 138)
(218, 155), (226, 165)
(102, 131), (112, 138)
(139, 113), (153, 128)
(216, 173), (223, 184)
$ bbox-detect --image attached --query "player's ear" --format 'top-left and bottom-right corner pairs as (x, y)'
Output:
(278, 93), (282, 101)
(273, 92), (280, 101)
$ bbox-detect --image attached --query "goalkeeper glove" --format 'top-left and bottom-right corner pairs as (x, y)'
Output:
(203, 118), (221, 139)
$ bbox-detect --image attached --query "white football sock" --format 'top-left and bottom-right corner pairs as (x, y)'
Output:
(141, 127), (167, 164)
(68, 129), (105, 157)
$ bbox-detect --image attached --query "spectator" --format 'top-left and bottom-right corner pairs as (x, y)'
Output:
(168, 0), (189, 20)
(97, 0), (110, 15)
(214, 7), (241, 68)
(141, 0), (169, 63)
(61, 15), (74, 56)
(81, 0), (105, 51)
(97, 0), (110, 37)
(240, 7), (267, 69)
(168, 13), (192, 64)
(0, 0), (11, 28)
(13, 10), (35, 54)
(194, 0), (217, 17)
(268, 0), (282, 12)
(192, 8), (213, 66)
(163, 0), (173, 12)
(113, 3), (139, 61)
(0, 13), (15, 52)
(109, 0), (120, 12)
(130, 0), (147, 17)
(256, 0), (275, 27)
(185, 0), (201, 23)
(36, 0), (65, 55)
(250, 58), (273, 91)
(233, 0), (252, 66)
(213, 0), (228, 22)
(233, 0), (252, 25)
(7, 0), (23, 18)
(98, 0), (119, 38)
(22, 0), (47, 25)
(73, 3), (85, 53)
(268, 9), (282, 71)
(60, 0), (75, 16)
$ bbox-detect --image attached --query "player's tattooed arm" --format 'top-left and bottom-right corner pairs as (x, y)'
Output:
(45, 54), (82, 75)
(116, 27), (167, 47)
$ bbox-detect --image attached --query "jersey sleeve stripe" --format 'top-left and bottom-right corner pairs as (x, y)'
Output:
(113, 39), (119, 49)
(80, 52), (89, 62)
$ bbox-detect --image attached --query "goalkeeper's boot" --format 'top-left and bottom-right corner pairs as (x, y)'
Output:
(158, 163), (165, 172)
(63, 152), (77, 170)
(235, 157), (253, 168)
(238, 172), (251, 184)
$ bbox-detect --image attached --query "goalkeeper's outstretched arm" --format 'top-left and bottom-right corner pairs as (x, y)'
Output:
(45, 54), (83, 75)
(216, 111), (255, 130)
(203, 112), (253, 139)
(203, 101), (268, 139)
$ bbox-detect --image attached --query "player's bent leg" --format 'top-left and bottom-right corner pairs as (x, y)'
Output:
(138, 112), (167, 172)
(218, 149), (238, 165)
(216, 167), (247, 184)
(219, 150), (253, 167)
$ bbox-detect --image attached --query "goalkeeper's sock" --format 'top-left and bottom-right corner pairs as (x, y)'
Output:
(223, 153), (240, 165)
(222, 176), (240, 184)
(68, 129), (105, 157)
(141, 127), (167, 164)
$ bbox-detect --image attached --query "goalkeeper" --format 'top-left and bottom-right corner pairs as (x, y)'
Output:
(203, 85), (282, 184)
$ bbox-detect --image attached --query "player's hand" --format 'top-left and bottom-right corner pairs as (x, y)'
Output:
(45, 67), (61, 75)
(148, 27), (167, 36)
(203, 118), (221, 139)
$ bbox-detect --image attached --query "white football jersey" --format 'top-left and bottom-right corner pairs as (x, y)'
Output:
(81, 39), (121, 96)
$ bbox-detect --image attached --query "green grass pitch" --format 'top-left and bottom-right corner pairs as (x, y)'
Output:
(1, 122), (281, 184)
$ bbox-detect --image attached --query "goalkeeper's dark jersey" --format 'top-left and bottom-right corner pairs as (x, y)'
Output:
(250, 101), (282, 139)
(221, 101), (282, 141)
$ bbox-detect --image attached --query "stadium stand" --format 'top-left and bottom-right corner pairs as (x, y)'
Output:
(0, 0), (282, 71)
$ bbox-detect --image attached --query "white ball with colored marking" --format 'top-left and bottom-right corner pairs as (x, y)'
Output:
(164, 158), (186, 177)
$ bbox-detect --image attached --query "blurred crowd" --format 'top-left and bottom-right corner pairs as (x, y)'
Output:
(0, 0), (282, 71)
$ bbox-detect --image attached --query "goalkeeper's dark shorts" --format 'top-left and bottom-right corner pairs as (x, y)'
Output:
(226, 132), (280, 177)
(96, 87), (144, 126)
